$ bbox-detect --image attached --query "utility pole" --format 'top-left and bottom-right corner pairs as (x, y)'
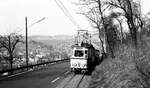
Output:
(24, 17), (45, 68)
(25, 17), (28, 68)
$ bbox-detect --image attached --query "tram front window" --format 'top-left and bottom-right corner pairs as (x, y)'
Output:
(74, 50), (84, 57)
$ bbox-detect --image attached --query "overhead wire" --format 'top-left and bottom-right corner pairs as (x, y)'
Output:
(54, 0), (82, 30)
(16, 17), (46, 34)
(57, 0), (81, 29)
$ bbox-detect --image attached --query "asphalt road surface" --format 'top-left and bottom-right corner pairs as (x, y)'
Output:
(55, 74), (91, 88)
(0, 61), (70, 88)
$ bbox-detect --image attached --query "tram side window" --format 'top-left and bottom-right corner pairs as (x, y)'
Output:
(74, 50), (84, 57)
(85, 50), (87, 54)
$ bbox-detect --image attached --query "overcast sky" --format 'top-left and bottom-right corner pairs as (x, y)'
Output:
(0, 0), (149, 36)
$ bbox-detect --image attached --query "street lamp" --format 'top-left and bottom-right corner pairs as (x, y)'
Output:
(28, 17), (46, 28)
(25, 17), (46, 68)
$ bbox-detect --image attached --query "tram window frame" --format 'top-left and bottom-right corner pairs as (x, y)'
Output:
(74, 50), (84, 57)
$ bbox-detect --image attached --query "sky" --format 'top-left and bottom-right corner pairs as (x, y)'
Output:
(0, 0), (149, 36)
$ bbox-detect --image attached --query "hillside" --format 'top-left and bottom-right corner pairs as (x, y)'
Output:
(29, 35), (74, 41)
(89, 38), (150, 88)
(28, 35), (75, 56)
(28, 35), (53, 41)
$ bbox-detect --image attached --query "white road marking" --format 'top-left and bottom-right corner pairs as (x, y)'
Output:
(64, 71), (69, 75)
(51, 77), (60, 83)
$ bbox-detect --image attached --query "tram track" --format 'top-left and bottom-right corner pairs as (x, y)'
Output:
(62, 73), (76, 88)
(56, 72), (89, 88)
(76, 74), (85, 88)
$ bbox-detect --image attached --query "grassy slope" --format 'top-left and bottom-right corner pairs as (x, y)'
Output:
(89, 40), (150, 88)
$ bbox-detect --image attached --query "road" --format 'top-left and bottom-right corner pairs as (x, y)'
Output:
(55, 74), (91, 88)
(0, 61), (70, 88)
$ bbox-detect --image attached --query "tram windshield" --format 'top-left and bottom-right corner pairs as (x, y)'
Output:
(74, 50), (84, 57)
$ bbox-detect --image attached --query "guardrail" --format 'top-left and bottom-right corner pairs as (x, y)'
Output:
(0, 59), (69, 75)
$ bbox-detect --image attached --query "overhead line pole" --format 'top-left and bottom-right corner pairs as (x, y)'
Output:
(25, 17), (28, 69)
(25, 17), (46, 69)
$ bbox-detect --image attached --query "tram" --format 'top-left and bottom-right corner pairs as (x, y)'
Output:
(70, 42), (100, 73)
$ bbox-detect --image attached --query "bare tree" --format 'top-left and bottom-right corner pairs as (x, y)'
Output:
(78, 0), (122, 58)
(78, 0), (110, 56)
(104, 0), (144, 48)
(0, 33), (23, 74)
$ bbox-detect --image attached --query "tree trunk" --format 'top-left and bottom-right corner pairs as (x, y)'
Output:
(126, 0), (138, 48)
(98, 0), (115, 58)
(116, 18), (124, 43)
(10, 53), (13, 75)
(98, 29), (106, 55)
(106, 32), (115, 58)
(127, 20), (137, 48)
